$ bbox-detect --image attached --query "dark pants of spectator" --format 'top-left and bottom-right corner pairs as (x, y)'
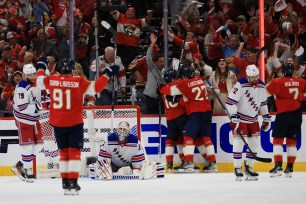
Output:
(96, 90), (117, 106)
(117, 45), (139, 69)
(136, 87), (147, 114)
(145, 95), (164, 114)
(77, 58), (89, 79)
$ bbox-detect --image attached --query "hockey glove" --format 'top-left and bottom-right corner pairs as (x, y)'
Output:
(103, 65), (120, 78)
(156, 83), (166, 97)
(230, 114), (240, 131)
(35, 101), (42, 113)
(262, 114), (271, 132)
(166, 95), (182, 103)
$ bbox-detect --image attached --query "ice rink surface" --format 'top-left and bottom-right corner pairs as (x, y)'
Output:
(0, 173), (305, 204)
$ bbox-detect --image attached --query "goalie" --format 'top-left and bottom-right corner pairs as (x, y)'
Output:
(89, 121), (164, 180)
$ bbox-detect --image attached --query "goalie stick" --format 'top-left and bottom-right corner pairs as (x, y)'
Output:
(101, 21), (117, 132)
(206, 79), (272, 163)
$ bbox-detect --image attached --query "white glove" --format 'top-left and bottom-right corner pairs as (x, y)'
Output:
(35, 101), (42, 112)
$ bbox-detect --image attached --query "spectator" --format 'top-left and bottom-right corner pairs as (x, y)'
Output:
(6, 31), (22, 61)
(144, 33), (165, 114)
(47, 56), (59, 75)
(1, 70), (22, 112)
(209, 59), (236, 114)
(0, 45), (18, 73)
(90, 46), (126, 105)
(109, 4), (153, 68)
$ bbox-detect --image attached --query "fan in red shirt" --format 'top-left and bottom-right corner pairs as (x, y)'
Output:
(160, 67), (216, 173)
(36, 58), (119, 195)
(266, 63), (306, 178)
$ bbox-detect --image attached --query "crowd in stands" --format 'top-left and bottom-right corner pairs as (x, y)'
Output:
(0, 0), (305, 117)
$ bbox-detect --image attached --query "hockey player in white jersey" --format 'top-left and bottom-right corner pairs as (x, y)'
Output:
(90, 121), (164, 180)
(225, 65), (271, 181)
(11, 64), (43, 182)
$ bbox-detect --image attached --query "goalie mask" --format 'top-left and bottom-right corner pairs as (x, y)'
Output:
(117, 121), (130, 143)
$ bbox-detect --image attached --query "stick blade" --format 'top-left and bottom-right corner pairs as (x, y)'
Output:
(101, 20), (111, 29)
(255, 156), (272, 163)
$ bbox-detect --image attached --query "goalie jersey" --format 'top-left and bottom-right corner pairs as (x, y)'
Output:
(99, 133), (145, 170)
(13, 80), (41, 125)
(225, 77), (269, 123)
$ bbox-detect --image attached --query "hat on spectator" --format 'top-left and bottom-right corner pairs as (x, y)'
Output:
(73, 8), (82, 16)
(126, 5), (136, 13)
(36, 57), (48, 71)
(6, 31), (20, 40)
(274, 0), (287, 12)
(193, 53), (203, 61)
(13, 71), (23, 77)
(236, 15), (246, 22)
(210, 14), (224, 25)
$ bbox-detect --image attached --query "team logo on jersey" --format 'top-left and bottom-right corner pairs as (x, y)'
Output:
(124, 24), (136, 36)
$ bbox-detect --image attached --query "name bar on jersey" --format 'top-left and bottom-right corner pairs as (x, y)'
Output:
(49, 80), (80, 88)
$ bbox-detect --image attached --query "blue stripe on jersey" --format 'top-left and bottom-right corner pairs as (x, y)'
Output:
(226, 97), (238, 105)
(237, 112), (258, 122)
(13, 109), (39, 122)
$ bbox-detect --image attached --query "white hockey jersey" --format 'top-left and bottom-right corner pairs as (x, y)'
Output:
(225, 77), (269, 123)
(13, 80), (41, 125)
(99, 133), (145, 170)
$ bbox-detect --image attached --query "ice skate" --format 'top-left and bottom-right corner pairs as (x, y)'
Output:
(234, 168), (243, 181)
(11, 161), (34, 183)
(62, 178), (70, 195)
(68, 179), (81, 195)
(203, 161), (217, 173)
(167, 162), (173, 172)
(193, 166), (200, 173)
(244, 165), (258, 181)
(24, 168), (35, 181)
(177, 161), (195, 173)
(284, 163), (293, 178)
(269, 161), (282, 177)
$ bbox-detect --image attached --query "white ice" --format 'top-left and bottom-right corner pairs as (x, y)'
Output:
(0, 173), (305, 204)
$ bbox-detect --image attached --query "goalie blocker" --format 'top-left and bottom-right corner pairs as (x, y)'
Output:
(89, 121), (165, 180)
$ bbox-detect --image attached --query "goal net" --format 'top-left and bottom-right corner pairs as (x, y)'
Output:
(36, 105), (141, 178)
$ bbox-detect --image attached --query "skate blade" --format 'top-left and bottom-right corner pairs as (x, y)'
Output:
(64, 189), (71, 195)
(204, 169), (218, 173)
(284, 173), (292, 178)
(270, 172), (282, 177)
(245, 176), (258, 181)
(176, 169), (195, 173)
(235, 177), (243, 181)
(70, 189), (80, 195)
(11, 168), (34, 183)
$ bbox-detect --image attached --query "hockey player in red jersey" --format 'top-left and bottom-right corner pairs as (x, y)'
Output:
(36, 58), (119, 195)
(266, 63), (306, 178)
(226, 65), (271, 181)
(159, 70), (187, 172)
(160, 67), (216, 172)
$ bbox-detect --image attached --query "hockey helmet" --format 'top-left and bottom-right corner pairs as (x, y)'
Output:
(117, 121), (130, 143)
(163, 70), (178, 83)
(178, 67), (195, 79)
(23, 64), (36, 75)
(246, 64), (259, 77)
(60, 58), (75, 74)
(282, 63), (295, 77)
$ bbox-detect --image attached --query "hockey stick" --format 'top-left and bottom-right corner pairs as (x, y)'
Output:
(255, 45), (268, 67)
(101, 21), (117, 132)
(175, 20), (187, 70)
(206, 79), (272, 163)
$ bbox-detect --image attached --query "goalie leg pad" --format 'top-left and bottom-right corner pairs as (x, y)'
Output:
(95, 159), (113, 180)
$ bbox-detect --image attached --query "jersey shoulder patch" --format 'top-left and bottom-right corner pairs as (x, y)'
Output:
(18, 80), (31, 90)
(126, 134), (138, 144)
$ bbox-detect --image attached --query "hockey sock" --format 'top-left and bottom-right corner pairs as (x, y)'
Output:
(59, 148), (69, 178)
(194, 138), (207, 160)
(183, 136), (195, 162)
(273, 138), (284, 163)
(165, 139), (175, 163)
(202, 136), (216, 162)
(246, 136), (259, 168)
(286, 138), (297, 164)
(21, 145), (34, 169)
(68, 148), (81, 179)
(233, 137), (244, 168)
(177, 136), (184, 162)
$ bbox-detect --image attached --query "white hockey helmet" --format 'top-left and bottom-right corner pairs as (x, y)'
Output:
(117, 121), (130, 143)
(246, 64), (259, 77)
(23, 64), (36, 75)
